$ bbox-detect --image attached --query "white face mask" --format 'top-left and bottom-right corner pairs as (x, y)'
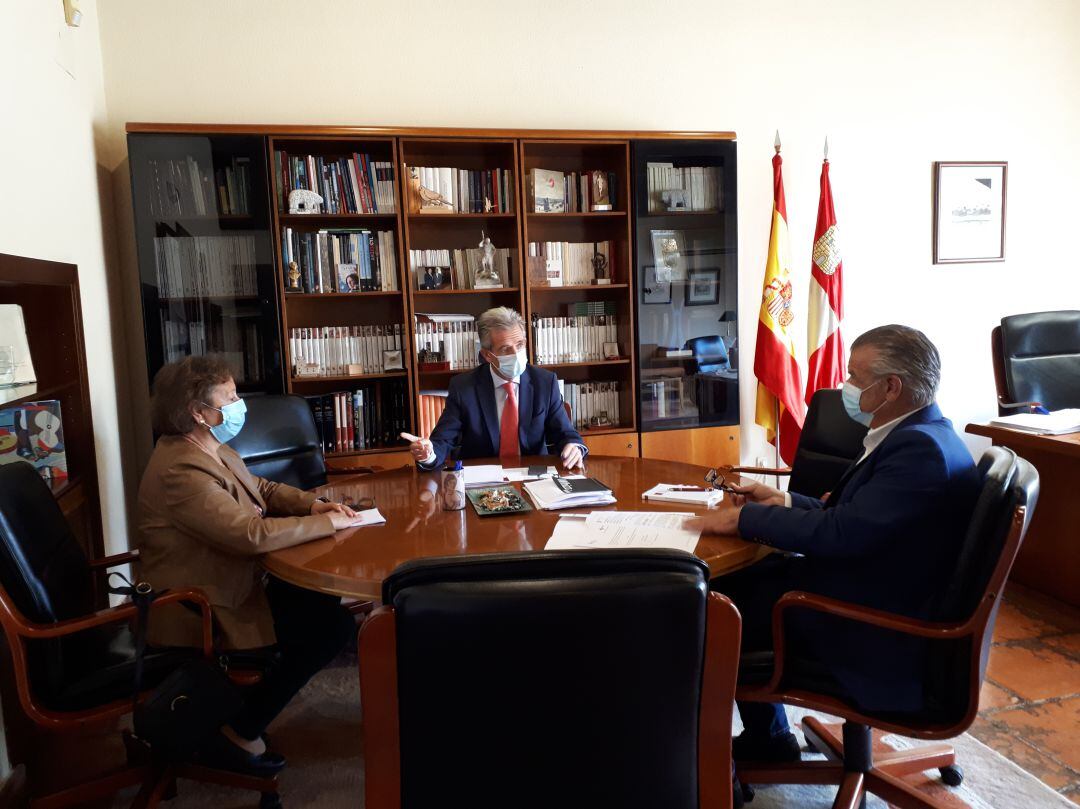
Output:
(493, 349), (527, 380)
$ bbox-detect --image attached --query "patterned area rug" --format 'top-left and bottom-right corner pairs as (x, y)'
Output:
(110, 655), (1072, 808)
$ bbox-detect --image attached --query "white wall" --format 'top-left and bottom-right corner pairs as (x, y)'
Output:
(94, 0), (1080, 467)
(0, 1), (128, 548)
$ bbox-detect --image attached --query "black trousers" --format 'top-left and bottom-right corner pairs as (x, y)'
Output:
(229, 576), (355, 740)
(711, 556), (802, 739)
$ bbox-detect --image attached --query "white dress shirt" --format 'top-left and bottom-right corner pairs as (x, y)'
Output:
(782, 406), (923, 507)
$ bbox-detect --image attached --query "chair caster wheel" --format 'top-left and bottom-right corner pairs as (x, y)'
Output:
(939, 764), (964, 787)
(259, 792), (282, 808)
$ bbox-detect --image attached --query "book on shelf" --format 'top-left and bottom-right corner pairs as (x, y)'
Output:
(413, 314), (479, 371)
(290, 324), (404, 378)
(418, 389), (449, 437)
(527, 241), (611, 286)
(556, 379), (622, 430)
(527, 168), (617, 213)
(532, 308), (618, 365)
(146, 155), (251, 219)
(409, 247), (514, 290)
(0, 399), (68, 483)
(154, 235), (258, 298)
(647, 162), (721, 213)
(408, 166), (513, 213)
(303, 379), (407, 454)
(274, 150), (396, 214)
(282, 228), (397, 294)
(160, 319), (263, 384)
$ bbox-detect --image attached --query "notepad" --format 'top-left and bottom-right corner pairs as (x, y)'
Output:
(544, 511), (700, 552)
(346, 508), (386, 528)
(522, 476), (616, 510)
(989, 409), (1080, 436)
(642, 483), (723, 508)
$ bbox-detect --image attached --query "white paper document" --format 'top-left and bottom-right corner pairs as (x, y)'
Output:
(642, 483), (723, 508)
(347, 508), (386, 528)
(544, 511), (701, 553)
(989, 408), (1080, 436)
(464, 465), (560, 488)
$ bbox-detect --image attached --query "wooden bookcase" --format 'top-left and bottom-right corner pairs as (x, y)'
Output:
(0, 254), (102, 559)
(126, 125), (738, 466)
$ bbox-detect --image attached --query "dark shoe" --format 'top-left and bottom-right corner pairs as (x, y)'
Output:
(733, 730), (801, 763)
(197, 731), (286, 777)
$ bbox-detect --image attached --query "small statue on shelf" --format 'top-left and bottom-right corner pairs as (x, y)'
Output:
(474, 231), (501, 288)
(287, 260), (302, 290)
(591, 250), (609, 285)
(288, 188), (323, 214)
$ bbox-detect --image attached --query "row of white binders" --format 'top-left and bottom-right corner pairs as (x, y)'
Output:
(532, 315), (619, 365)
(557, 380), (622, 429)
(290, 325), (404, 378)
(413, 315), (479, 370)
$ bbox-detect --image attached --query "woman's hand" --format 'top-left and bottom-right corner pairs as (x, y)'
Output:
(312, 499), (358, 521)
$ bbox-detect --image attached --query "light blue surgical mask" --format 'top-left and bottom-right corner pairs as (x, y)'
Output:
(494, 349), (527, 380)
(201, 398), (247, 443)
(841, 379), (884, 427)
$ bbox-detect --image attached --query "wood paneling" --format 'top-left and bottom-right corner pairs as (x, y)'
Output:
(640, 425), (739, 469)
(583, 431), (638, 458)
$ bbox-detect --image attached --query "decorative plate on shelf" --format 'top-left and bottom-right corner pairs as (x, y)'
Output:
(466, 486), (533, 517)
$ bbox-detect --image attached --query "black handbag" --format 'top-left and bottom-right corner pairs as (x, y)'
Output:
(110, 574), (242, 760)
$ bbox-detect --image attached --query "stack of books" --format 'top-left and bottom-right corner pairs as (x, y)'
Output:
(281, 229), (397, 294)
(154, 235), (258, 299)
(646, 163), (720, 212)
(557, 380), (621, 430)
(413, 314), (479, 371)
(523, 476), (616, 510)
(304, 380), (408, 454)
(289, 324), (404, 378)
(526, 241), (611, 286)
(527, 168), (617, 212)
(417, 390), (449, 437)
(409, 166), (513, 213)
(532, 313), (618, 365)
(160, 321), (263, 385)
(146, 155), (252, 218)
(274, 150), (396, 214)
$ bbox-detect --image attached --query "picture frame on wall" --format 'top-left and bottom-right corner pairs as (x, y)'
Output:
(932, 161), (1007, 264)
(685, 268), (720, 306)
(641, 265), (672, 305)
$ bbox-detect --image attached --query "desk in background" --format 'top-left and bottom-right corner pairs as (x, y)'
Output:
(966, 423), (1080, 606)
(264, 455), (764, 601)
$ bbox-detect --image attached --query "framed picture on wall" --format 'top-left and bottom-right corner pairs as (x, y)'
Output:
(641, 265), (671, 305)
(932, 161), (1007, 264)
(685, 269), (720, 306)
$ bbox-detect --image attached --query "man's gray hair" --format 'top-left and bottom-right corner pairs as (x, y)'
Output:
(476, 306), (526, 350)
(852, 325), (941, 408)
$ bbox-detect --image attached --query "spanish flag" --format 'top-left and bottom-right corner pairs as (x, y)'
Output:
(754, 144), (805, 464)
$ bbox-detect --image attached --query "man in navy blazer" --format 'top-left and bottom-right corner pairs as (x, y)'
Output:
(694, 325), (980, 764)
(404, 307), (586, 470)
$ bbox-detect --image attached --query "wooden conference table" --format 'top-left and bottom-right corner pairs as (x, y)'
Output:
(966, 422), (1080, 607)
(264, 455), (766, 601)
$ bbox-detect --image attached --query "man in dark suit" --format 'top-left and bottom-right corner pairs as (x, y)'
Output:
(694, 325), (981, 763)
(404, 307), (586, 470)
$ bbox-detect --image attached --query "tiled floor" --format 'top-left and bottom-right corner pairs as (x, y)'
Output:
(972, 582), (1080, 805)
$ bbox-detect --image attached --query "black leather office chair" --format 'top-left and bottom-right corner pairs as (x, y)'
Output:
(685, 334), (731, 374)
(359, 550), (743, 809)
(0, 462), (280, 807)
(735, 447), (1039, 809)
(227, 394), (328, 490)
(992, 310), (1080, 414)
(725, 388), (867, 499)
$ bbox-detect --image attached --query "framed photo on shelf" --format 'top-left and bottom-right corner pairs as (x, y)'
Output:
(641, 265), (671, 305)
(650, 229), (687, 282)
(932, 161), (1007, 264)
(382, 349), (404, 372)
(686, 268), (720, 306)
(337, 263), (361, 293)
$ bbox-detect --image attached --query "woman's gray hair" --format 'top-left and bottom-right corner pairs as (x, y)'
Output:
(852, 325), (941, 408)
(476, 307), (526, 350)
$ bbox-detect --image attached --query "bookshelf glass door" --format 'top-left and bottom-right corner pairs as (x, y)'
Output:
(632, 139), (738, 432)
(128, 134), (283, 394)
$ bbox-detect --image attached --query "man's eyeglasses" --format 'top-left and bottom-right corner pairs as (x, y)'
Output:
(340, 496), (375, 511)
(704, 469), (738, 494)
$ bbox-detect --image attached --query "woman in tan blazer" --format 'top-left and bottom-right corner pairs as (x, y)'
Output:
(137, 355), (357, 777)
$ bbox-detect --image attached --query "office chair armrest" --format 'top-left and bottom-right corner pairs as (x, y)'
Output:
(997, 397), (1044, 411)
(87, 549), (141, 569)
(764, 590), (972, 692)
(8, 588), (215, 657)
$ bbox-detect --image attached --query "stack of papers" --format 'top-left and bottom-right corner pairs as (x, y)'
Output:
(642, 483), (723, 508)
(463, 465), (559, 488)
(989, 408), (1080, 436)
(522, 476), (616, 510)
(545, 511), (701, 552)
(346, 508), (386, 528)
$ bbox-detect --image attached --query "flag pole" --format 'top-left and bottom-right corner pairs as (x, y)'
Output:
(773, 129), (783, 486)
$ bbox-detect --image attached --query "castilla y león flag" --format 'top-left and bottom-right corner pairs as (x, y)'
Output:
(805, 157), (845, 405)
(754, 148), (805, 464)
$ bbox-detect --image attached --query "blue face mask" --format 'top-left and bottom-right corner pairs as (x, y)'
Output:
(494, 349), (527, 380)
(841, 379), (884, 427)
(201, 398), (247, 443)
